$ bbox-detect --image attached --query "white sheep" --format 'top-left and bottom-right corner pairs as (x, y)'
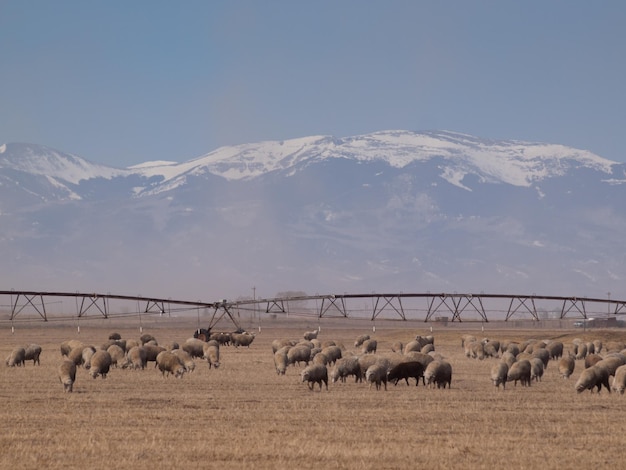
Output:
(58, 360), (77, 392)
(330, 356), (362, 383)
(172, 348), (196, 373)
(301, 364), (328, 391)
(424, 360), (452, 389)
(231, 332), (255, 348)
(156, 351), (185, 378)
(558, 355), (575, 379)
(106, 344), (126, 368)
(365, 363), (388, 391)
(89, 350), (112, 379)
(575, 365), (611, 393)
(491, 362), (509, 390)
(303, 330), (319, 341)
(126, 346), (147, 370)
(183, 338), (206, 358)
(354, 334), (370, 348)
(611, 364), (626, 394)
(507, 359), (531, 387)
(6, 347), (26, 367)
(530, 357), (544, 382)
(202, 341), (220, 369)
(24, 344), (42, 365)
(274, 346), (290, 375)
(361, 339), (377, 354)
(287, 345), (311, 367)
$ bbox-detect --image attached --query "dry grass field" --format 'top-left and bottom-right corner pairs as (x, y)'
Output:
(1, 315), (625, 469)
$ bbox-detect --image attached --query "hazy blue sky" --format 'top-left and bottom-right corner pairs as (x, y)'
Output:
(1, 1), (625, 167)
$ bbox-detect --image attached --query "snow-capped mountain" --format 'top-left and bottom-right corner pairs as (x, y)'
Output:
(1, 131), (625, 302)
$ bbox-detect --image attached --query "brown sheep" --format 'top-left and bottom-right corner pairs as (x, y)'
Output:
(156, 351), (185, 378)
(301, 364), (328, 391)
(24, 344), (42, 365)
(558, 355), (575, 379)
(424, 360), (452, 389)
(58, 360), (77, 392)
(6, 347), (26, 367)
(507, 359), (531, 387)
(89, 350), (112, 379)
(575, 365), (610, 393)
(365, 363), (388, 391)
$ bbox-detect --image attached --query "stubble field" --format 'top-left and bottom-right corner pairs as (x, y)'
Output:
(1, 316), (625, 469)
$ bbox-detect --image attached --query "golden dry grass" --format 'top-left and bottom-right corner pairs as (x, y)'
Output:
(1, 316), (625, 469)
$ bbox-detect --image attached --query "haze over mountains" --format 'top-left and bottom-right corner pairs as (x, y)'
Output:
(1, 130), (625, 303)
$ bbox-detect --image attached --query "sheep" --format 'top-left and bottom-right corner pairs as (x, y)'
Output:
(593, 356), (626, 377)
(6, 347), (26, 367)
(354, 334), (370, 348)
(357, 354), (382, 378)
(126, 346), (147, 370)
(231, 332), (255, 348)
(387, 361), (424, 387)
(140, 334), (157, 345)
(466, 341), (485, 360)
(461, 334), (477, 348)
(365, 364), (388, 391)
(274, 346), (290, 375)
(102, 339), (127, 352)
(24, 344), (42, 365)
(404, 340), (423, 354)
(391, 341), (404, 354)
(584, 354), (603, 369)
(483, 342), (500, 358)
(165, 341), (180, 352)
(321, 345), (342, 365)
(575, 343), (588, 360)
(89, 350), (112, 379)
(287, 345), (312, 367)
(361, 339), (377, 354)
(424, 360), (452, 389)
(530, 357), (544, 382)
(58, 360), (77, 392)
(202, 341), (220, 369)
(545, 341), (564, 360)
(125, 339), (140, 352)
(532, 348), (550, 369)
(507, 359), (531, 387)
(60, 340), (83, 357)
(330, 356), (362, 383)
(301, 364), (328, 391)
(491, 362), (509, 390)
(575, 365), (611, 393)
(312, 352), (329, 365)
(611, 364), (626, 394)
(558, 355), (575, 379)
(143, 344), (166, 366)
(271, 339), (295, 354)
(81, 346), (97, 369)
(107, 344), (126, 368)
(108, 332), (122, 340)
(210, 332), (231, 346)
(182, 338), (206, 359)
(172, 349), (196, 373)
(156, 351), (186, 378)
(506, 343), (520, 356)
(303, 330), (319, 341)
(593, 340), (603, 354)
(421, 344), (435, 354)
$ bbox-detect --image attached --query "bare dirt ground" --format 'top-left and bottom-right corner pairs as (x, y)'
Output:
(1, 314), (625, 469)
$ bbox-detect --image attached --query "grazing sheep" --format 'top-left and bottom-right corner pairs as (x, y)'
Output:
(202, 341), (220, 369)
(108, 332), (122, 341)
(491, 362), (509, 390)
(24, 344), (42, 365)
(593, 340), (603, 354)
(466, 341), (485, 360)
(231, 332), (255, 348)
(303, 330), (319, 341)
(287, 345), (312, 367)
(354, 335), (370, 348)
(165, 341), (180, 352)
(6, 347), (26, 367)
(575, 365), (611, 393)
(404, 340), (423, 354)
(172, 349), (196, 373)
(365, 364), (388, 391)
(274, 346), (290, 375)
(301, 364), (328, 391)
(391, 341), (404, 354)
(330, 356), (362, 383)
(140, 334), (157, 345)
(210, 332), (232, 346)
(321, 345), (342, 365)
(500, 351), (517, 368)
(58, 360), (77, 392)
(182, 338), (206, 359)
(506, 343), (520, 356)
(143, 344), (166, 365)
(545, 341), (564, 360)
(532, 348), (550, 369)
(361, 339), (377, 354)
(60, 340), (83, 357)
(421, 344), (435, 354)
(125, 346), (148, 370)
(507, 359), (531, 387)
(125, 339), (140, 352)
(584, 354), (603, 369)
(558, 355), (575, 379)
(81, 346), (97, 369)
(611, 364), (626, 394)
(575, 343), (588, 360)
(271, 339), (295, 354)
(156, 351), (185, 378)
(90, 350), (112, 379)
(483, 342), (500, 358)
(387, 361), (424, 386)
(530, 358), (544, 382)
(586, 342), (595, 355)
(461, 335), (477, 348)
(424, 360), (452, 389)
(312, 352), (329, 365)
(107, 344), (126, 368)
(594, 356), (626, 377)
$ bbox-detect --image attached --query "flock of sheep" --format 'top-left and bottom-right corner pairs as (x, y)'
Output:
(5, 330), (257, 393)
(461, 334), (626, 394)
(272, 329), (452, 392)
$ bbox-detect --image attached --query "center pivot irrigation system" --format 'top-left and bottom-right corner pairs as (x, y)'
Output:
(1, 291), (625, 330)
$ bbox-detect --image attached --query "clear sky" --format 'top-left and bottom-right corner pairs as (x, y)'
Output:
(1, 1), (625, 167)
